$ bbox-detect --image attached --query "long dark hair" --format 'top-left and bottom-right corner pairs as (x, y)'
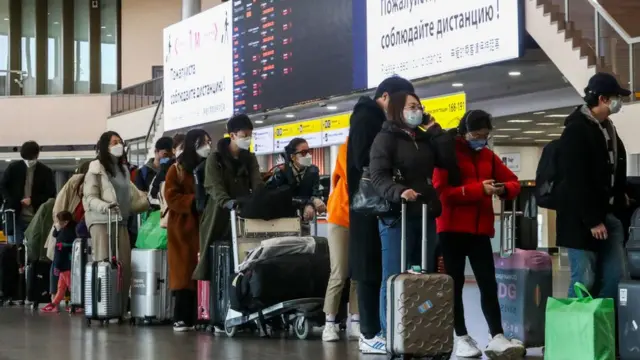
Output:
(284, 138), (307, 163)
(179, 129), (210, 172)
(386, 91), (420, 128)
(74, 160), (92, 198)
(96, 131), (126, 178)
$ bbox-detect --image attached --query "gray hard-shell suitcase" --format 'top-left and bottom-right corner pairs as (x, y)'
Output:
(130, 248), (172, 324)
(70, 238), (92, 313)
(387, 199), (454, 359)
(85, 209), (123, 325)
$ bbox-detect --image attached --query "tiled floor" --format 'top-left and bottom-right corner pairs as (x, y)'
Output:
(0, 263), (569, 360)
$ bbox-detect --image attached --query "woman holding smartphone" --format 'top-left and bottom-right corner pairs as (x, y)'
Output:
(432, 110), (524, 359)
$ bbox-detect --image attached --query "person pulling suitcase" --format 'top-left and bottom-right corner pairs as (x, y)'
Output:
(41, 211), (77, 313)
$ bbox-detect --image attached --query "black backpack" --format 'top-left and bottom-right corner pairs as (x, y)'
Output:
(535, 139), (561, 209)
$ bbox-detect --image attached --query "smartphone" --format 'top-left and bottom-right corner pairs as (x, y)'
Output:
(493, 182), (505, 187)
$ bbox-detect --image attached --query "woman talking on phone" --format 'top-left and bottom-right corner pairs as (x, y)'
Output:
(432, 110), (524, 359)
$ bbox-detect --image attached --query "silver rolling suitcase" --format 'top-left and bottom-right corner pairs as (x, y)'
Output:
(70, 238), (92, 313)
(85, 209), (123, 325)
(130, 249), (171, 325)
(387, 199), (454, 359)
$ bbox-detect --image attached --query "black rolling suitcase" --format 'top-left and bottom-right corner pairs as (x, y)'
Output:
(618, 280), (640, 359)
(26, 260), (51, 309)
(208, 243), (233, 328)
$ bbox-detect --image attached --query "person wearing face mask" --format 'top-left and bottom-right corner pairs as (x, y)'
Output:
(194, 114), (264, 283)
(368, 91), (443, 344)
(164, 129), (211, 331)
(134, 137), (174, 193)
(266, 138), (326, 221)
(149, 133), (186, 202)
(83, 131), (150, 315)
(556, 73), (629, 304)
(347, 75), (415, 354)
(0, 140), (56, 245)
(432, 110), (523, 359)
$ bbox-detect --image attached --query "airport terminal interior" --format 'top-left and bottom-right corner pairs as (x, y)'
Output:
(2, 0), (640, 358)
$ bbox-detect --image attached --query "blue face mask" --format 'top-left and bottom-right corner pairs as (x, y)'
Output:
(468, 139), (487, 151)
(159, 157), (171, 165)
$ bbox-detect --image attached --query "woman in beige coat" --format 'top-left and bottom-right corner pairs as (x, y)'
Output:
(83, 131), (149, 313)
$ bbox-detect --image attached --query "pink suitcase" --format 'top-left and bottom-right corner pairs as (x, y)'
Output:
(197, 280), (211, 322)
(493, 200), (552, 348)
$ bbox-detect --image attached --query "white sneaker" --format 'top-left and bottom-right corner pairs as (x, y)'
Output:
(322, 323), (340, 342)
(173, 321), (193, 332)
(348, 321), (361, 340)
(359, 334), (386, 354)
(484, 334), (526, 359)
(455, 335), (482, 358)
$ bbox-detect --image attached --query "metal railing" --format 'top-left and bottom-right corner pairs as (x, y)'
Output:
(110, 77), (163, 115)
(557, 0), (640, 99)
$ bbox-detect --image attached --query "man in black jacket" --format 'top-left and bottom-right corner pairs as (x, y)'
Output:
(347, 75), (414, 354)
(557, 72), (629, 300)
(0, 141), (56, 245)
(134, 136), (174, 192)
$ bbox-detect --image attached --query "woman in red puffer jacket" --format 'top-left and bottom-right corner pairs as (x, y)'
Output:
(432, 110), (523, 359)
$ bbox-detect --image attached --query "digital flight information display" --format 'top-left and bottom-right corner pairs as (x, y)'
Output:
(231, 0), (358, 113)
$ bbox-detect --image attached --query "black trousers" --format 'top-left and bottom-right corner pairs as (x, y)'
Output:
(356, 280), (381, 339)
(173, 289), (197, 326)
(439, 232), (503, 337)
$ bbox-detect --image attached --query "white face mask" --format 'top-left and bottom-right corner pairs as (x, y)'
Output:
(196, 145), (211, 158)
(609, 98), (623, 114)
(297, 154), (313, 167)
(234, 137), (252, 150)
(109, 144), (124, 158)
(24, 159), (37, 167)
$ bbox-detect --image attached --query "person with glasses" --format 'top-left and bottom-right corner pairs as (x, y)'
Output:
(266, 137), (326, 220)
(432, 110), (524, 359)
(368, 91), (442, 346)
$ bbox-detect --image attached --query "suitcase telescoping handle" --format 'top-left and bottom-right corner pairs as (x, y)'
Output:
(107, 207), (119, 263)
(4, 208), (16, 240)
(400, 198), (429, 272)
(229, 208), (240, 273)
(498, 199), (518, 257)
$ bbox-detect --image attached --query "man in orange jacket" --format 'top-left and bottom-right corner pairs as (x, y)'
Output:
(322, 139), (360, 342)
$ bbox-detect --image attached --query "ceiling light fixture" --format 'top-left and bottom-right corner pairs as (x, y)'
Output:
(106, 34), (112, 37)
(508, 71), (521, 76)
(101, 26), (106, 29)
(452, 83), (464, 88)
(544, 114), (570, 118)
(536, 122), (558, 126)
(4, 159), (10, 162)
(53, 21), (59, 25)
(496, 128), (521, 131)
(513, 137), (532, 140)
(533, 111), (546, 115)
(3, 18), (8, 21)
(285, 114), (295, 118)
(74, 157), (81, 161)
(507, 119), (532, 123)
(255, 120), (264, 124)
(327, 105), (338, 110)
(523, 130), (545, 134)
(493, 135), (510, 138)
(548, 133), (562, 136)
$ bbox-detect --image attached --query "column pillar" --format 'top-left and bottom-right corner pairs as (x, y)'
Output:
(182, 0), (202, 20)
(628, 154), (640, 176)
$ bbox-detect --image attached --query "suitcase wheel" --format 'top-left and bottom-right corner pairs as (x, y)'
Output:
(294, 316), (310, 340)
(86, 319), (91, 327)
(224, 324), (237, 338)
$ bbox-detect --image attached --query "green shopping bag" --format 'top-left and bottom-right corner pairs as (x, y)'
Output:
(544, 282), (616, 360)
(135, 211), (167, 250)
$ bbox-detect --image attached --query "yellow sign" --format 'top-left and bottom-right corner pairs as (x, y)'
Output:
(421, 92), (466, 130)
(273, 119), (323, 151)
(320, 113), (350, 131)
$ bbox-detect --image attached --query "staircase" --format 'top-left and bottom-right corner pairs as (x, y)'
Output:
(525, 0), (640, 99)
(144, 95), (165, 162)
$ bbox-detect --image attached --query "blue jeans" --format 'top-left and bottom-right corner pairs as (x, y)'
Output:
(567, 213), (627, 299)
(7, 217), (28, 245)
(378, 215), (438, 335)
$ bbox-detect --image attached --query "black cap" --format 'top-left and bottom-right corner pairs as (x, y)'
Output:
(586, 72), (631, 97)
(374, 76), (415, 99)
(227, 114), (254, 133)
(154, 136), (173, 152)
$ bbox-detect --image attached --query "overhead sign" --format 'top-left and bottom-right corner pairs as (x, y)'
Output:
(320, 113), (351, 146)
(273, 120), (323, 152)
(162, 1), (234, 131)
(421, 92), (466, 129)
(251, 127), (275, 155)
(366, 0), (521, 87)
(500, 153), (521, 172)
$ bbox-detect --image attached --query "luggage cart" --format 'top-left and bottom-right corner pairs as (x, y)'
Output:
(223, 210), (325, 340)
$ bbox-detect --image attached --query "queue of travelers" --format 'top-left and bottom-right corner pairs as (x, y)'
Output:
(0, 71), (631, 359)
